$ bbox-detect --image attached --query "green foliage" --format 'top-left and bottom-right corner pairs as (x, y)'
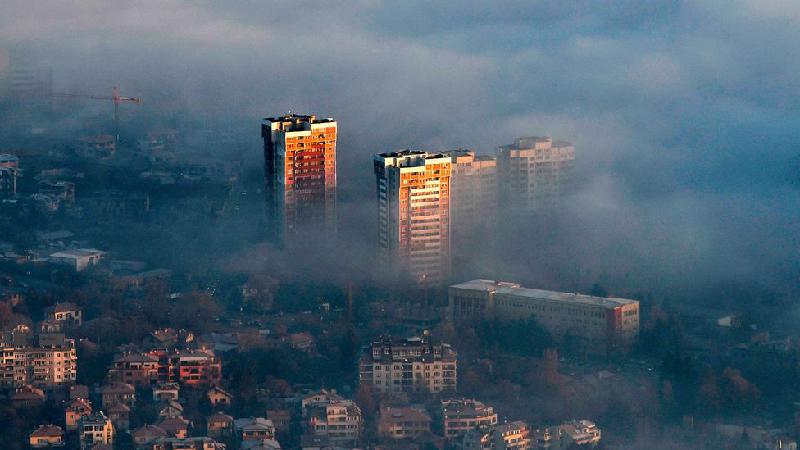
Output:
(475, 317), (553, 356)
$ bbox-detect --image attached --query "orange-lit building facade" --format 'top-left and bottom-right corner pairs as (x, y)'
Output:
(262, 114), (337, 242)
(374, 151), (452, 284)
(108, 349), (221, 387)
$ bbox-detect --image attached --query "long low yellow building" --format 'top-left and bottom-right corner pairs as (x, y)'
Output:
(448, 280), (639, 355)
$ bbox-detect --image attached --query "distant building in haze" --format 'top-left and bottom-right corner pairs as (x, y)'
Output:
(0, 154), (19, 199)
(497, 137), (574, 214)
(262, 114), (337, 243)
(446, 149), (498, 244)
(448, 280), (639, 355)
(374, 150), (452, 285)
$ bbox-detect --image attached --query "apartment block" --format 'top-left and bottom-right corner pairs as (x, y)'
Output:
(497, 137), (574, 214)
(374, 150), (452, 284)
(0, 334), (77, 388)
(449, 280), (639, 355)
(446, 150), (498, 243)
(359, 334), (457, 393)
(441, 398), (498, 439)
(262, 114), (337, 241)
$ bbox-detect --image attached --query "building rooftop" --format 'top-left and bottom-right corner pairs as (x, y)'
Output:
(30, 424), (63, 438)
(450, 279), (638, 310)
(380, 406), (431, 423)
(262, 114), (336, 131)
(49, 248), (104, 259)
(49, 302), (80, 313)
(0, 154), (19, 164)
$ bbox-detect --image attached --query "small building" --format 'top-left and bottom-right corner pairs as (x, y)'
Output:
(46, 302), (83, 327)
(79, 412), (114, 449)
(206, 412), (234, 438)
(153, 382), (180, 401)
(11, 384), (46, 407)
(234, 417), (276, 442)
(65, 397), (93, 431)
(307, 400), (362, 443)
(441, 398), (498, 439)
(29, 425), (65, 448)
(266, 409), (292, 432)
(70, 384), (90, 400)
(131, 424), (167, 448)
(301, 390), (344, 417)
(108, 402), (131, 432)
(207, 385), (233, 407)
(108, 352), (160, 386)
(159, 400), (185, 419)
(78, 135), (116, 159)
(156, 416), (191, 439)
(49, 249), (105, 272)
(101, 382), (136, 408)
(378, 405), (432, 440)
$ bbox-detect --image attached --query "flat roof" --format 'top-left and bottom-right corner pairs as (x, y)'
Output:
(450, 279), (637, 309)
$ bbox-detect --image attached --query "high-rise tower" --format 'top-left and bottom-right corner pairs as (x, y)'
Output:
(374, 150), (452, 284)
(446, 150), (498, 243)
(497, 137), (574, 214)
(262, 114), (337, 242)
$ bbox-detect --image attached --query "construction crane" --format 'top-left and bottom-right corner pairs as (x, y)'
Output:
(51, 86), (142, 144)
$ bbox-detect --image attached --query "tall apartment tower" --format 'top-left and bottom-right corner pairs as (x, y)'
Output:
(446, 150), (498, 243)
(262, 114), (337, 242)
(374, 150), (452, 284)
(497, 137), (574, 214)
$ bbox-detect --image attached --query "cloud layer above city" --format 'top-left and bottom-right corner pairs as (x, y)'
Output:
(4, 0), (800, 300)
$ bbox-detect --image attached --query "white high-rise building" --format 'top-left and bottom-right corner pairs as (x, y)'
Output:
(374, 150), (452, 284)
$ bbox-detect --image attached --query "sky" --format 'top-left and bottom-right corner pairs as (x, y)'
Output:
(2, 1), (800, 304)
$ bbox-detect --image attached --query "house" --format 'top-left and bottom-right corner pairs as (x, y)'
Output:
(234, 417), (276, 442)
(29, 425), (65, 448)
(153, 382), (180, 401)
(108, 402), (131, 432)
(156, 416), (191, 439)
(266, 409), (292, 432)
(159, 400), (185, 419)
(11, 384), (46, 407)
(101, 382), (136, 408)
(206, 412), (234, 438)
(79, 412), (114, 449)
(207, 385), (233, 407)
(70, 384), (90, 399)
(301, 390), (344, 417)
(46, 302), (83, 327)
(132, 424), (167, 448)
(48, 248), (105, 272)
(65, 397), (93, 431)
(378, 405), (432, 440)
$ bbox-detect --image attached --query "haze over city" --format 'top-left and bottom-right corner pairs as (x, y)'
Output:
(1, 2), (799, 450)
